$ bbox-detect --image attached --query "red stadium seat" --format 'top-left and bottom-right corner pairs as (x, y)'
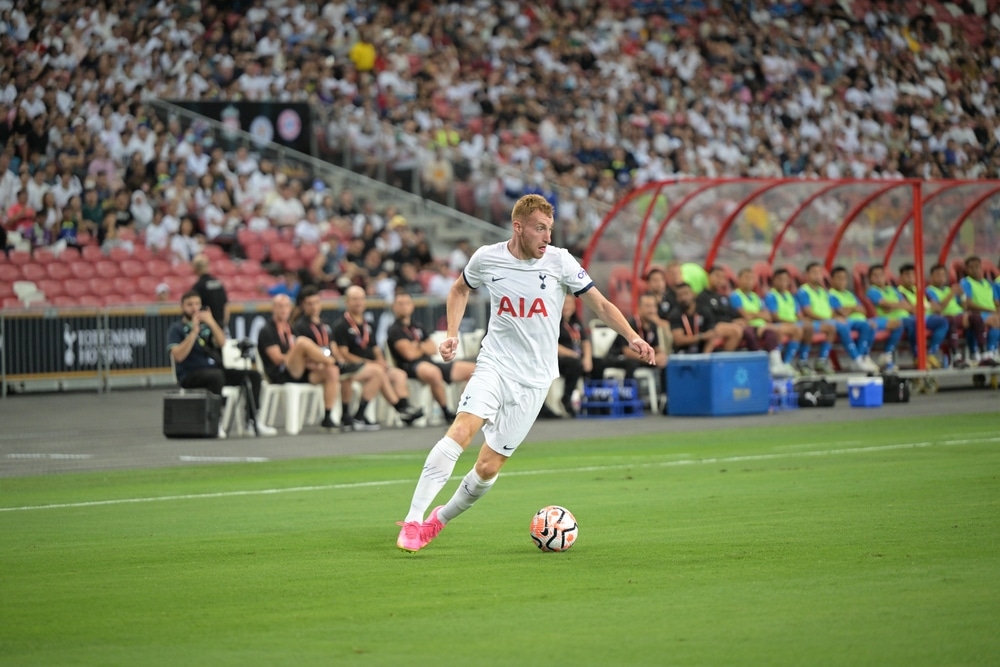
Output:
(137, 276), (161, 294)
(52, 295), (77, 307)
(237, 259), (263, 276)
(243, 241), (266, 263)
(21, 263), (47, 282)
(112, 276), (138, 297)
(2, 297), (23, 310)
(81, 245), (103, 262)
(0, 264), (23, 282)
(69, 261), (96, 280)
(299, 244), (318, 265)
(33, 247), (59, 264)
(165, 275), (192, 294)
(132, 245), (154, 262)
(45, 262), (73, 280)
(0, 282), (15, 299)
(107, 246), (132, 263)
(203, 244), (226, 261)
(146, 259), (172, 278)
(119, 259), (146, 278)
(94, 260), (120, 279)
(37, 279), (66, 298)
(88, 277), (109, 295)
(64, 280), (91, 298)
(213, 259), (237, 276)
(7, 250), (31, 265)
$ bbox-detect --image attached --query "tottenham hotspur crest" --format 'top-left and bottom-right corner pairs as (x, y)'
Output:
(539, 273), (547, 289)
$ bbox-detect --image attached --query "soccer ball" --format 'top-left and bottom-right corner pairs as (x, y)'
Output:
(530, 505), (578, 552)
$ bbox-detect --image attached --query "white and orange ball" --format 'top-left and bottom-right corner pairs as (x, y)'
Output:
(530, 505), (578, 552)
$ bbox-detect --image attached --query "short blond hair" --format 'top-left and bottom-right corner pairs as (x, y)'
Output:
(511, 194), (554, 224)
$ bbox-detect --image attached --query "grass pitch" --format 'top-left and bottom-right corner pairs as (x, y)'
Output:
(2, 413), (999, 666)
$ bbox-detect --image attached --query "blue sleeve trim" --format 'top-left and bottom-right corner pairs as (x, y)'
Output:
(573, 282), (595, 297)
(462, 271), (475, 289)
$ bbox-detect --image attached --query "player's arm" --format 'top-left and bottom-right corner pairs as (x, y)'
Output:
(581, 338), (593, 373)
(439, 275), (472, 362)
(580, 287), (655, 364)
(797, 291), (822, 321)
(924, 288), (944, 314)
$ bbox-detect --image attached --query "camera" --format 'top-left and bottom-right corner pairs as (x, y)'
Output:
(236, 338), (256, 359)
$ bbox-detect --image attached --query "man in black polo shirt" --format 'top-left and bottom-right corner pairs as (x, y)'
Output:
(606, 293), (670, 390)
(167, 290), (275, 437)
(555, 295), (593, 417)
(293, 285), (387, 432)
(192, 253), (229, 332)
(386, 291), (476, 423)
(644, 268), (676, 328)
(668, 283), (731, 354)
(695, 266), (751, 352)
(257, 293), (341, 431)
(332, 285), (425, 428)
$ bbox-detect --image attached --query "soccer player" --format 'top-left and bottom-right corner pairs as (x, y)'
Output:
(797, 262), (879, 373)
(764, 269), (808, 370)
(387, 291), (476, 423)
(395, 194), (655, 552)
(959, 256), (1000, 365)
(925, 264), (978, 367)
(828, 265), (895, 367)
(896, 264), (949, 367)
(729, 268), (799, 377)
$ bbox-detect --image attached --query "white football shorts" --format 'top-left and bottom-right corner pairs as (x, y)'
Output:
(456, 365), (549, 456)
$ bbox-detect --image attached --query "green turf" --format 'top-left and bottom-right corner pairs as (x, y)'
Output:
(2, 414), (999, 666)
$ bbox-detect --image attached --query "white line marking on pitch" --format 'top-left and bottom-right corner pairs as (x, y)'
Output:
(179, 456), (270, 463)
(1, 436), (998, 513)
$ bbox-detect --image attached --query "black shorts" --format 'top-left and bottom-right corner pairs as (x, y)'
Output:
(401, 359), (454, 382)
(268, 365), (310, 385)
(337, 361), (366, 378)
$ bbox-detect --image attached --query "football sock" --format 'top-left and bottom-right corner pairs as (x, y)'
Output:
(885, 326), (903, 353)
(341, 402), (351, 419)
(394, 398), (411, 412)
(819, 341), (833, 359)
(438, 468), (497, 524)
(987, 328), (1000, 352)
(798, 342), (811, 361)
(354, 399), (370, 420)
(404, 436), (463, 523)
(928, 319), (949, 351)
(783, 341), (800, 363)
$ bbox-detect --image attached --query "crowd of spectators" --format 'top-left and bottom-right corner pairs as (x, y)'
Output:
(2, 0), (1000, 299)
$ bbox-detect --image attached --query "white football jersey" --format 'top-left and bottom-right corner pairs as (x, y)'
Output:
(463, 241), (594, 388)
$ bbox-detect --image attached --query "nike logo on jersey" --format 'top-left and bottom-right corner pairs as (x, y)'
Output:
(502, 444), (516, 451)
(491, 276), (506, 282)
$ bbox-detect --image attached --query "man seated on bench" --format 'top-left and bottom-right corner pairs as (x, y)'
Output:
(257, 293), (341, 431)
(605, 293), (671, 396)
(729, 268), (798, 378)
(896, 263), (950, 368)
(387, 291), (476, 423)
(668, 283), (738, 355)
(926, 263), (979, 368)
(829, 265), (903, 370)
(168, 290), (277, 438)
(797, 262), (879, 373)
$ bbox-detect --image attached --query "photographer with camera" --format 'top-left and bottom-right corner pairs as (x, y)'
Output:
(167, 290), (277, 438)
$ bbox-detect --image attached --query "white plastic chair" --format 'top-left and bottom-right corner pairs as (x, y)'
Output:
(255, 352), (324, 435)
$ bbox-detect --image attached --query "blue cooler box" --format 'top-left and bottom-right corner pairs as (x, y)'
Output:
(667, 352), (770, 416)
(848, 377), (883, 408)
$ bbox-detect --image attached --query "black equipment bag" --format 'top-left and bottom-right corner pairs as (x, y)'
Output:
(882, 375), (911, 403)
(163, 389), (222, 438)
(795, 379), (837, 408)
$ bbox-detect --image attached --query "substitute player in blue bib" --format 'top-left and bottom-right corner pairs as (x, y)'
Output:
(396, 194), (656, 552)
